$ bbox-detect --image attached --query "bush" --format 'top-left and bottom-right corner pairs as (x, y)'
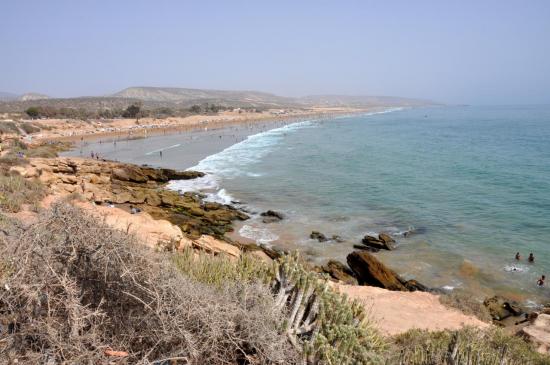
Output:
(25, 107), (40, 118)
(122, 104), (141, 118)
(0, 204), (299, 364)
(390, 327), (548, 365)
(175, 248), (387, 364)
(19, 122), (41, 134)
(0, 173), (45, 212)
(0, 122), (20, 135)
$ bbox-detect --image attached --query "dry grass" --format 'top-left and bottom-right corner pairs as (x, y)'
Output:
(0, 172), (45, 212)
(0, 204), (299, 364)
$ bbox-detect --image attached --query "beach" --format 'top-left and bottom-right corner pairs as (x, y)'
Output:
(62, 104), (550, 307)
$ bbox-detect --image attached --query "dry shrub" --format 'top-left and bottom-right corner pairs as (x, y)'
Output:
(0, 204), (299, 364)
(0, 122), (20, 135)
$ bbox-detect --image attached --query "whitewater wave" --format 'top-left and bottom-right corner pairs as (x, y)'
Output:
(189, 120), (314, 177)
(239, 224), (279, 244)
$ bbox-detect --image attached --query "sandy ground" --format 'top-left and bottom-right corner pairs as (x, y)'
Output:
(335, 284), (489, 335)
(24, 107), (367, 144)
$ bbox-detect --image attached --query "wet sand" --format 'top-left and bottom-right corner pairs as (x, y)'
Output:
(61, 118), (302, 170)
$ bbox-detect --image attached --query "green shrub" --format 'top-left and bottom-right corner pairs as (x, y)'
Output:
(173, 247), (272, 287)
(390, 327), (549, 365)
(174, 249), (387, 364)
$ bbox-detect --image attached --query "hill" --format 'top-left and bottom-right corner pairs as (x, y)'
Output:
(0, 86), (436, 113)
(112, 86), (298, 108)
(19, 92), (50, 101)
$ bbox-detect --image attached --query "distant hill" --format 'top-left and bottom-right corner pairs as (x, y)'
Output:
(113, 87), (297, 108)
(19, 92), (50, 101)
(0, 86), (436, 113)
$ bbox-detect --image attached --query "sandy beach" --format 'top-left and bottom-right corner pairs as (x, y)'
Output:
(26, 106), (369, 145)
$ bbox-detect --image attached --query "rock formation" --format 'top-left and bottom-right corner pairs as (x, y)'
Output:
(361, 233), (395, 251)
(346, 250), (427, 292)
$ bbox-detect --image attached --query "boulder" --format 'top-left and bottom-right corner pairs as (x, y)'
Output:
(261, 210), (284, 219)
(322, 260), (358, 285)
(331, 235), (345, 243)
(310, 231), (328, 242)
(379, 232), (396, 246)
(361, 233), (395, 251)
(261, 210), (284, 224)
(347, 251), (407, 291)
(404, 279), (429, 292)
(483, 296), (525, 321)
(521, 314), (550, 354)
(192, 235), (240, 258)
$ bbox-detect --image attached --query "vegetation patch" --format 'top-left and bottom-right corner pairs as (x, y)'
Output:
(0, 173), (45, 212)
(390, 327), (548, 365)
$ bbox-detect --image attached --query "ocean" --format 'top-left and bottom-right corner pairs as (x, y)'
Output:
(68, 105), (550, 304)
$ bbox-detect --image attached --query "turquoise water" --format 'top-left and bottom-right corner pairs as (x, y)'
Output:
(171, 105), (550, 303)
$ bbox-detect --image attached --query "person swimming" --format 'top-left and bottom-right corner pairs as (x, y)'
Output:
(515, 252), (521, 260)
(529, 253), (535, 263)
(537, 275), (545, 287)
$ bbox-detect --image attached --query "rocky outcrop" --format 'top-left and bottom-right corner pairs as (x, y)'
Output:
(483, 295), (525, 321)
(361, 233), (395, 251)
(347, 251), (407, 290)
(310, 231), (328, 242)
(521, 314), (550, 354)
(322, 260), (358, 285)
(16, 157), (248, 240)
(260, 210), (284, 223)
(346, 250), (427, 292)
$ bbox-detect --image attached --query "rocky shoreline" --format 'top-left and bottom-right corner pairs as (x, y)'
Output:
(8, 154), (550, 349)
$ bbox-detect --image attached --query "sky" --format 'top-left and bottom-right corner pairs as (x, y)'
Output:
(1, 0), (549, 105)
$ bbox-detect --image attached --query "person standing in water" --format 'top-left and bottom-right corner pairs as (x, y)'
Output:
(537, 275), (545, 286)
(515, 252), (521, 260)
(529, 253), (535, 263)
(159, 150), (163, 158)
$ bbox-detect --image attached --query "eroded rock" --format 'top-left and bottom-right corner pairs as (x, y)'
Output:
(361, 232), (395, 251)
(310, 231), (328, 242)
(322, 260), (358, 285)
(347, 251), (407, 291)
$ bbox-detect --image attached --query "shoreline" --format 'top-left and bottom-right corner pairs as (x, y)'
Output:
(30, 107), (374, 145)
(49, 105), (543, 309)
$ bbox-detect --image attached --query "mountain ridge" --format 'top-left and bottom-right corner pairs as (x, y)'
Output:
(0, 86), (436, 112)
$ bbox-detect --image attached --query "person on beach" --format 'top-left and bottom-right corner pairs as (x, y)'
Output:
(529, 253), (535, 263)
(515, 252), (521, 260)
(537, 275), (545, 287)
(159, 150), (163, 158)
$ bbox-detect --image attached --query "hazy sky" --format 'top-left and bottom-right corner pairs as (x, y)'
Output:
(2, 0), (549, 104)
